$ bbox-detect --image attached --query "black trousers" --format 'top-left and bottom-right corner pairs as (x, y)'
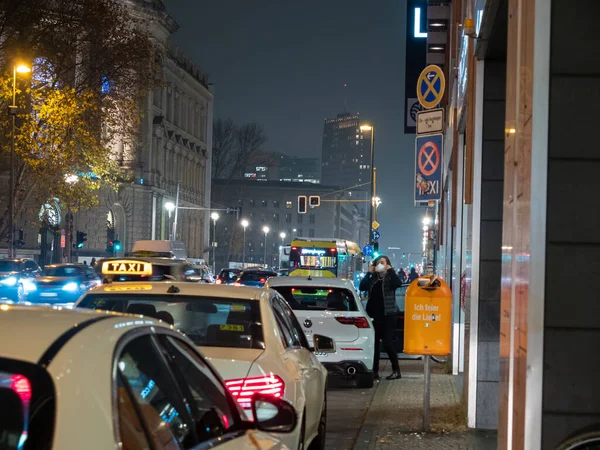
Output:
(373, 315), (400, 373)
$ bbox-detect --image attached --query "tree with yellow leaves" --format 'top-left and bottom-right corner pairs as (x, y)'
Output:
(0, 0), (161, 240)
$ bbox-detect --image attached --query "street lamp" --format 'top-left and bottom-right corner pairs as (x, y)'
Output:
(241, 219), (249, 265)
(7, 62), (31, 257)
(64, 174), (79, 262)
(279, 231), (286, 243)
(262, 226), (270, 266)
(211, 213), (219, 275)
(422, 216), (432, 226)
(165, 202), (175, 239)
(360, 124), (376, 243)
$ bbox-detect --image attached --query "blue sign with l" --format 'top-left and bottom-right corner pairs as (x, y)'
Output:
(414, 133), (443, 202)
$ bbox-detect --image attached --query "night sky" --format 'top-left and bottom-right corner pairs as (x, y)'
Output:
(168, 0), (424, 263)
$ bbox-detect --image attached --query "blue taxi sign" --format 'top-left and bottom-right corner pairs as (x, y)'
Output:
(362, 245), (374, 256)
(417, 65), (446, 110)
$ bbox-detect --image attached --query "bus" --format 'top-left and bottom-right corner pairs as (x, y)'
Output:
(288, 238), (364, 279)
(279, 245), (291, 272)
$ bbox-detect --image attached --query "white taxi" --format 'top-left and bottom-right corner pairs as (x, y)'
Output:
(76, 281), (330, 450)
(266, 277), (375, 388)
(0, 305), (297, 450)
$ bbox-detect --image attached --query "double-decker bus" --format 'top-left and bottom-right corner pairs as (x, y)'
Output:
(288, 238), (364, 279)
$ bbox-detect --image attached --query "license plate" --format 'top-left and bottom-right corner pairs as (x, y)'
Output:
(41, 292), (57, 297)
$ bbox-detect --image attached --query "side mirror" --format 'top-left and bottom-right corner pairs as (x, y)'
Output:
(251, 394), (297, 433)
(313, 334), (335, 353)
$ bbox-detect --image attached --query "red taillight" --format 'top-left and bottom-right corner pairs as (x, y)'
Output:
(216, 279), (222, 284)
(225, 375), (285, 409)
(335, 316), (370, 328)
(260, 278), (266, 283)
(234, 282), (241, 286)
(292, 247), (297, 250)
(331, 248), (336, 252)
(11, 374), (32, 403)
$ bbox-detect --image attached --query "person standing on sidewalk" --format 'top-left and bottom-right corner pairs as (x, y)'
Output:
(360, 255), (402, 380)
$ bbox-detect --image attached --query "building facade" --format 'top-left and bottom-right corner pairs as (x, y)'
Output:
(428, 0), (600, 448)
(242, 152), (320, 184)
(211, 180), (368, 271)
(1, 0), (213, 264)
(321, 112), (371, 190)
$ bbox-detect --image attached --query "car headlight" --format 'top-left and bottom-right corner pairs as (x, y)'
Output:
(1, 276), (18, 287)
(62, 282), (79, 292)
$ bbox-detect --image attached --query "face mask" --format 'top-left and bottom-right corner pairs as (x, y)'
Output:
(376, 263), (386, 273)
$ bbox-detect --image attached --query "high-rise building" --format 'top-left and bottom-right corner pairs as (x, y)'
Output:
(321, 112), (371, 190)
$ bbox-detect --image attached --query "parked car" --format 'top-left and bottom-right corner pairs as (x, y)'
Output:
(26, 263), (101, 304)
(76, 281), (329, 450)
(0, 258), (41, 303)
(0, 304), (297, 450)
(267, 276), (375, 388)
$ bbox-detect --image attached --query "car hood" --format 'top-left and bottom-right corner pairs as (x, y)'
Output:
(0, 272), (19, 278)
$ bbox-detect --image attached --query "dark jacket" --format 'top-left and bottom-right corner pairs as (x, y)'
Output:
(359, 269), (403, 316)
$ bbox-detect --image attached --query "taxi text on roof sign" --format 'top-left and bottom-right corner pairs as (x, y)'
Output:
(101, 260), (153, 276)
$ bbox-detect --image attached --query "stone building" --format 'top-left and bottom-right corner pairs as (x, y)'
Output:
(0, 0), (213, 264)
(211, 179), (369, 271)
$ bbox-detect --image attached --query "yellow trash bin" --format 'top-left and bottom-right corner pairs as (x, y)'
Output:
(404, 276), (452, 356)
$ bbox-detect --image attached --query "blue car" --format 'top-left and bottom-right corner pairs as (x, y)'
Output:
(234, 269), (278, 287)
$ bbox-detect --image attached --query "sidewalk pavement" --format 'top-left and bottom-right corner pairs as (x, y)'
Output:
(353, 360), (498, 450)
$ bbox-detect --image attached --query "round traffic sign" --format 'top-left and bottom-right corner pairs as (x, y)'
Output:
(371, 230), (381, 241)
(362, 245), (373, 256)
(417, 140), (440, 177)
(417, 65), (446, 109)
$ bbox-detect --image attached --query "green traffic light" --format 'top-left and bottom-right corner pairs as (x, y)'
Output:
(373, 251), (380, 258)
(77, 243), (84, 248)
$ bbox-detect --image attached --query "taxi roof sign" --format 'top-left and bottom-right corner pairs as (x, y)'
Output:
(102, 260), (153, 276)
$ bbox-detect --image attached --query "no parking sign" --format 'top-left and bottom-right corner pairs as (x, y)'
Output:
(414, 134), (443, 203)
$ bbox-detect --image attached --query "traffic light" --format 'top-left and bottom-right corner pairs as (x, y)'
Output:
(107, 240), (114, 253)
(372, 241), (380, 258)
(76, 231), (87, 248)
(309, 195), (320, 207)
(113, 240), (122, 252)
(298, 196), (307, 214)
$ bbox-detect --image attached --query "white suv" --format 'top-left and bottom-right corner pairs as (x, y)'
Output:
(267, 276), (375, 388)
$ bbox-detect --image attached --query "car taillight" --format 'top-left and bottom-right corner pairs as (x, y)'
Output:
(335, 316), (371, 328)
(234, 282), (241, 286)
(260, 278), (266, 283)
(11, 374), (32, 403)
(216, 279), (222, 284)
(225, 375), (284, 409)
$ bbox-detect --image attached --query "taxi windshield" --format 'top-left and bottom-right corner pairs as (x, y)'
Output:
(78, 294), (264, 349)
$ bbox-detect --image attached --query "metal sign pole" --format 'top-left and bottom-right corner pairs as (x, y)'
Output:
(423, 355), (431, 431)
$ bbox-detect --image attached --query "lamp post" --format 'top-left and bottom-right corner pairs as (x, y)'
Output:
(262, 226), (270, 266)
(165, 202), (175, 239)
(241, 219), (249, 265)
(211, 212), (219, 275)
(64, 174), (79, 262)
(8, 63), (31, 257)
(360, 124), (375, 245)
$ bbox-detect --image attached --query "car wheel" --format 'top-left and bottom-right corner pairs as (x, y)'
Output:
(356, 373), (374, 389)
(297, 412), (306, 450)
(308, 394), (327, 450)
